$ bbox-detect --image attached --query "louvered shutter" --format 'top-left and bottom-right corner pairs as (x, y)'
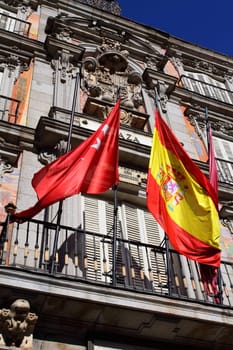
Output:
(117, 203), (168, 292)
(0, 9), (16, 32)
(184, 72), (232, 104)
(81, 196), (105, 281)
(214, 137), (233, 185)
(141, 210), (168, 293)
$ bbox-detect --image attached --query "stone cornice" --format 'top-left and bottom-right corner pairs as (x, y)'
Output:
(169, 85), (233, 121)
(3, 0), (39, 10)
(142, 68), (178, 91)
(167, 39), (233, 76)
(0, 30), (44, 58)
(0, 122), (35, 166)
(44, 35), (85, 62)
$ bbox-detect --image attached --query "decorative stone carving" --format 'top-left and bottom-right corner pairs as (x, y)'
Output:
(82, 37), (147, 127)
(3, 0), (39, 11)
(0, 50), (30, 79)
(170, 51), (227, 79)
(78, 0), (121, 15)
(119, 166), (147, 187)
(222, 218), (233, 235)
(224, 70), (233, 84)
(38, 140), (68, 165)
(7, 53), (21, 78)
(56, 27), (72, 42)
(0, 156), (13, 182)
(157, 81), (169, 112)
(212, 120), (233, 136)
(184, 106), (233, 140)
(3, 0), (30, 6)
(97, 38), (128, 74)
(51, 49), (75, 84)
(145, 55), (167, 71)
(0, 299), (38, 348)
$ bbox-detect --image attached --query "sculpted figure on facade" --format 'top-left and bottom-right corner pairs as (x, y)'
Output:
(0, 299), (38, 348)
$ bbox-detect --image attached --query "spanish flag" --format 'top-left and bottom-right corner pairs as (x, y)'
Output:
(146, 110), (221, 267)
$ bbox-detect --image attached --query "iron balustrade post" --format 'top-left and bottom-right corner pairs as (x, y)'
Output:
(165, 233), (173, 296)
(112, 184), (118, 287)
(0, 202), (17, 264)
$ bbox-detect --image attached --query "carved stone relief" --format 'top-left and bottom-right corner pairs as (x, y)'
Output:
(3, 0), (30, 6)
(3, 0), (38, 10)
(81, 38), (148, 130)
(0, 156), (13, 182)
(0, 51), (30, 81)
(38, 140), (68, 165)
(0, 299), (38, 348)
(168, 47), (229, 79)
(52, 49), (75, 84)
(185, 107), (233, 139)
(78, 0), (121, 15)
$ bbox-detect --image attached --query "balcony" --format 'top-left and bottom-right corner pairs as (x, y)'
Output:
(0, 95), (20, 123)
(178, 75), (233, 105)
(0, 215), (232, 308)
(0, 12), (31, 37)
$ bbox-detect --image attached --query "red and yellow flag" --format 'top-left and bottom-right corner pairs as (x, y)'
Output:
(147, 110), (221, 267)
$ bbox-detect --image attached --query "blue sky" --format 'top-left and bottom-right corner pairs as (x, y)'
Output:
(120, 0), (232, 57)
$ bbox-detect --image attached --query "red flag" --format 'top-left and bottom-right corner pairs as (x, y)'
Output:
(11, 100), (121, 222)
(147, 110), (221, 267)
(199, 126), (221, 303)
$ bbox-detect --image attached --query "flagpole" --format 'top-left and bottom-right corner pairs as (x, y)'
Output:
(112, 88), (121, 287)
(112, 183), (118, 287)
(205, 106), (223, 304)
(154, 90), (173, 296)
(50, 68), (80, 274)
(205, 106), (210, 156)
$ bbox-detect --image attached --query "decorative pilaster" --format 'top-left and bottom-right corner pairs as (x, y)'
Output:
(142, 68), (177, 112)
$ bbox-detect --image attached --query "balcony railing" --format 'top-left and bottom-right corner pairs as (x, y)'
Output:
(0, 95), (20, 123)
(0, 13), (31, 37)
(178, 75), (233, 105)
(0, 217), (232, 308)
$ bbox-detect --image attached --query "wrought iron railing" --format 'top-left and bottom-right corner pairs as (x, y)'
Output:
(0, 217), (232, 307)
(0, 95), (20, 123)
(0, 13), (31, 37)
(178, 75), (233, 104)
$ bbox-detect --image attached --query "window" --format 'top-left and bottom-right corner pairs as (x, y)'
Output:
(0, 8), (16, 32)
(213, 137), (233, 185)
(75, 196), (168, 292)
(182, 72), (233, 104)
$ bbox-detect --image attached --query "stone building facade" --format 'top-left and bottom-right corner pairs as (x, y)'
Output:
(0, 0), (233, 349)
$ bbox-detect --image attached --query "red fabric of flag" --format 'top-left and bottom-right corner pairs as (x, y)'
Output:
(11, 99), (121, 222)
(199, 126), (221, 303)
(147, 110), (221, 267)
